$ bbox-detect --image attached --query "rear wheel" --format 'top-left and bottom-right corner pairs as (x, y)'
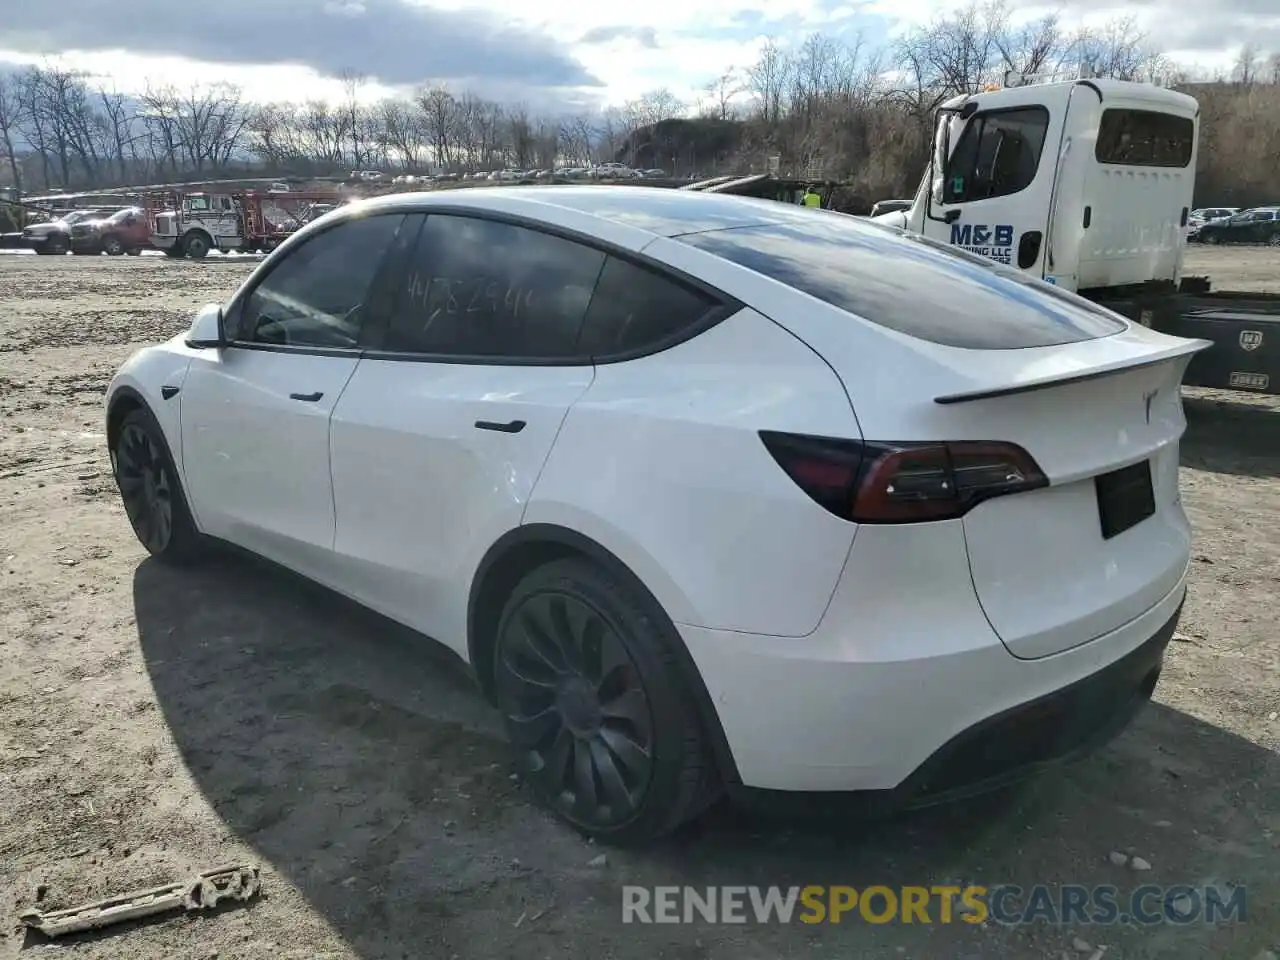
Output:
(493, 558), (719, 844)
(1204, 234), (1221, 245)
(45, 235), (68, 255)
(1268, 233), (1280, 247)
(102, 235), (126, 256)
(111, 408), (204, 563)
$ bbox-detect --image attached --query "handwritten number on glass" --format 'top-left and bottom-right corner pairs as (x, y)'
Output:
(406, 271), (534, 334)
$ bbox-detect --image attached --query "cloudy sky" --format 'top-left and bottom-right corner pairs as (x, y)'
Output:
(0, 0), (1273, 113)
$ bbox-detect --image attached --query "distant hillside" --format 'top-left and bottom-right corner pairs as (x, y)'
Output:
(616, 118), (746, 175)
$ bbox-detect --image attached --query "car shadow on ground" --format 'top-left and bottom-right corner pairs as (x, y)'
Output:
(1181, 395), (1280, 478)
(135, 553), (1280, 960)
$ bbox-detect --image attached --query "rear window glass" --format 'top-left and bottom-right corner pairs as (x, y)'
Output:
(1096, 109), (1194, 168)
(677, 217), (1128, 349)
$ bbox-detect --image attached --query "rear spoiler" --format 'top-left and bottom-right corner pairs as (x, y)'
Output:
(933, 339), (1213, 405)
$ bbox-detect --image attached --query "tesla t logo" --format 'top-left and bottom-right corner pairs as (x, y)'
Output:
(1143, 389), (1159, 424)
(1239, 330), (1264, 351)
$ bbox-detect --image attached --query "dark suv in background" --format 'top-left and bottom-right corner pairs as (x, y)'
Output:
(1191, 207), (1280, 245)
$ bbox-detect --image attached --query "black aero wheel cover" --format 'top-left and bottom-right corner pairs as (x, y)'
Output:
(114, 421), (175, 554)
(496, 587), (656, 831)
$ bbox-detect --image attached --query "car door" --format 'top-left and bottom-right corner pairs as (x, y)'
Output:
(327, 212), (605, 653)
(1252, 210), (1278, 243)
(180, 212), (408, 577)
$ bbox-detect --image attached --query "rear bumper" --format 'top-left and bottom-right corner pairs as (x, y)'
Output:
(728, 600), (1178, 817)
(678, 520), (1187, 797)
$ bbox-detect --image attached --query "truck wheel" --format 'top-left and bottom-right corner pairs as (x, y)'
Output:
(183, 232), (211, 260)
(102, 235), (126, 256)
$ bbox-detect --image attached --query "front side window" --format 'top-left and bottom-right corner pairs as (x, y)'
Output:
(1095, 109), (1194, 168)
(232, 213), (406, 349)
(383, 215), (606, 359)
(944, 107), (1049, 204)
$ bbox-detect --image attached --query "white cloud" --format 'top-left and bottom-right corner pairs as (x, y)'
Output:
(1, 0), (1272, 113)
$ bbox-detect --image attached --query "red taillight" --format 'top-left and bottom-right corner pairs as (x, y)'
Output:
(759, 432), (1047, 523)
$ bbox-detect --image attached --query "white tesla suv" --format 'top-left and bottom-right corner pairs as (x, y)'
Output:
(106, 186), (1206, 844)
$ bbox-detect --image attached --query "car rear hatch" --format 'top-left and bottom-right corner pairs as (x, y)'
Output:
(819, 326), (1206, 660)
(931, 336), (1205, 658)
(670, 215), (1211, 659)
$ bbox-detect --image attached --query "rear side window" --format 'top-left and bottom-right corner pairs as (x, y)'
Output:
(677, 217), (1128, 349)
(1095, 109), (1194, 168)
(576, 256), (721, 357)
(384, 215), (605, 359)
(944, 108), (1049, 203)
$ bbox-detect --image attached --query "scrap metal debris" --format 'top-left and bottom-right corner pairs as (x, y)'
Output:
(19, 864), (260, 939)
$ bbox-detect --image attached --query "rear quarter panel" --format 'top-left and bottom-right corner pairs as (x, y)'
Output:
(526, 306), (862, 638)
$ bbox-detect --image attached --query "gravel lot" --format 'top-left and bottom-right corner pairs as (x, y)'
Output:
(0, 246), (1277, 960)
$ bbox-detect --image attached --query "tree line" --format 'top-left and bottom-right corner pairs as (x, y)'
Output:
(1, 0), (1277, 206)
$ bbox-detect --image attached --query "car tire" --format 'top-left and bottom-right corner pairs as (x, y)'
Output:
(46, 235), (68, 255)
(111, 407), (204, 564)
(33, 246), (51, 256)
(103, 235), (126, 256)
(493, 557), (720, 845)
(1269, 234), (1280, 247)
(183, 232), (211, 260)
(1204, 234), (1220, 245)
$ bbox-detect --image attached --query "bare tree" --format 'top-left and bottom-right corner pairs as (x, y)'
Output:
(705, 70), (743, 120)
(0, 75), (23, 192)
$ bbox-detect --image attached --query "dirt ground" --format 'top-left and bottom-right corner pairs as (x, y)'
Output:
(0, 246), (1277, 960)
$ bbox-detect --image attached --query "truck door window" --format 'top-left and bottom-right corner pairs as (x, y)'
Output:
(943, 107), (1049, 204)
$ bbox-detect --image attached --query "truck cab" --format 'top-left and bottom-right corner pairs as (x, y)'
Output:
(151, 192), (244, 258)
(880, 77), (1199, 297)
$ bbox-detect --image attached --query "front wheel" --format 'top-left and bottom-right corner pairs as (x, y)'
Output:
(1268, 234), (1280, 247)
(183, 232), (211, 259)
(1204, 234), (1221, 245)
(111, 408), (204, 563)
(103, 235), (126, 256)
(493, 558), (719, 844)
